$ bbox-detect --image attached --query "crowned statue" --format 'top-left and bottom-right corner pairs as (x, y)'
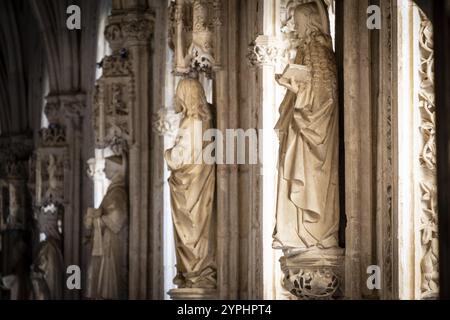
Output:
(30, 203), (64, 300)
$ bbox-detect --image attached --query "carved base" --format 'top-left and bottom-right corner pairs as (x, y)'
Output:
(168, 288), (218, 300)
(280, 247), (344, 300)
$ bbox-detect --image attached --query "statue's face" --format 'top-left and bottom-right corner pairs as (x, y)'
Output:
(104, 160), (115, 180)
(175, 98), (183, 114)
(294, 11), (308, 38)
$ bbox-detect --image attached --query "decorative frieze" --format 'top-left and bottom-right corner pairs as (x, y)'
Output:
(417, 10), (438, 300)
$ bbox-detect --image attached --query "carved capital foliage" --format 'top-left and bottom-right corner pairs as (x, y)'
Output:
(0, 136), (33, 179)
(44, 93), (86, 128)
(280, 249), (344, 300)
(105, 12), (155, 49)
(247, 36), (281, 67)
(102, 50), (133, 77)
(39, 124), (67, 147)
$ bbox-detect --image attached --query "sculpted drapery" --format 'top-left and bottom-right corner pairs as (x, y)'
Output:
(85, 156), (128, 299)
(165, 78), (216, 289)
(273, 1), (340, 252)
(30, 205), (64, 300)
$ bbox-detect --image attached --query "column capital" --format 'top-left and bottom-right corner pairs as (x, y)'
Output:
(105, 11), (155, 50)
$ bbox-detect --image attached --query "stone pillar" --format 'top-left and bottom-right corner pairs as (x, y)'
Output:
(434, 0), (450, 301)
(95, 1), (155, 299)
(163, 0), (223, 301)
(37, 93), (85, 299)
(343, 0), (373, 299)
(0, 136), (33, 300)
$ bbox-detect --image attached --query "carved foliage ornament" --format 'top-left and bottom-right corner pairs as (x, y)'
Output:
(170, 0), (222, 77)
(247, 36), (281, 67)
(105, 15), (154, 48)
(44, 94), (86, 126)
(417, 10), (438, 299)
(39, 124), (67, 147)
(40, 153), (65, 205)
(283, 267), (340, 299)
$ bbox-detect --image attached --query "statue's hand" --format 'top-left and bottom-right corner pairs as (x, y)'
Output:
(84, 210), (94, 229)
(92, 208), (102, 218)
(276, 74), (299, 94)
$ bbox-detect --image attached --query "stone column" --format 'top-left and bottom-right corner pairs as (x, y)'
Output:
(163, 0), (223, 300)
(343, 0), (374, 299)
(37, 93), (85, 299)
(96, 1), (156, 299)
(0, 136), (33, 300)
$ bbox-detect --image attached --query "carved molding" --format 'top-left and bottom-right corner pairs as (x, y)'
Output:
(417, 10), (438, 299)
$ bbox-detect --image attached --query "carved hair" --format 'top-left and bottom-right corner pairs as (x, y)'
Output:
(175, 78), (211, 121)
(294, 0), (330, 37)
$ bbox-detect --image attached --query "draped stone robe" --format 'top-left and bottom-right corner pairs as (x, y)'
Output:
(165, 115), (216, 288)
(86, 182), (128, 299)
(273, 31), (340, 251)
(31, 237), (64, 300)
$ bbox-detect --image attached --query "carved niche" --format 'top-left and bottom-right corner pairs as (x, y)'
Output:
(93, 51), (134, 148)
(35, 150), (67, 207)
(169, 0), (222, 77)
(93, 9), (154, 149)
(0, 136), (33, 231)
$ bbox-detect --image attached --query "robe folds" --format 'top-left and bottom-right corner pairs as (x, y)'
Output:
(165, 116), (216, 288)
(273, 32), (340, 251)
(86, 182), (128, 299)
(31, 237), (64, 300)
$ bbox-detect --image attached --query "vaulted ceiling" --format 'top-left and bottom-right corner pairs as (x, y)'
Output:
(0, 0), (45, 136)
(0, 0), (104, 137)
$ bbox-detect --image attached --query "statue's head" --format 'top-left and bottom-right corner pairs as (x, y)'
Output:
(104, 155), (126, 182)
(175, 78), (211, 121)
(294, 1), (330, 38)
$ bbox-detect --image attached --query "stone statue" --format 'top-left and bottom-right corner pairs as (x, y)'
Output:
(272, 1), (342, 298)
(84, 155), (128, 299)
(30, 203), (64, 300)
(273, 0), (339, 252)
(7, 184), (23, 228)
(165, 78), (216, 289)
(45, 154), (60, 201)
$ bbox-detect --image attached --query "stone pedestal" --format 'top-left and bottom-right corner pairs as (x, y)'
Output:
(168, 288), (218, 300)
(280, 247), (344, 300)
